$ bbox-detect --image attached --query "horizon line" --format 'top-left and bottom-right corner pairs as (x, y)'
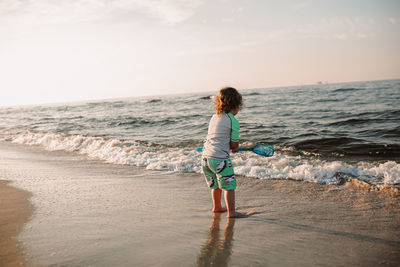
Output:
(1, 77), (399, 109)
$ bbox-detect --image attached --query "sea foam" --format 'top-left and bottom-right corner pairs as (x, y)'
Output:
(4, 131), (400, 188)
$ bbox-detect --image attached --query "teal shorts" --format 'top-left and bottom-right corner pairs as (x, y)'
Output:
(202, 158), (236, 191)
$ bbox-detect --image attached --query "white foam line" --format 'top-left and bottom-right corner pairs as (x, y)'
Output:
(5, 131), (400, 187)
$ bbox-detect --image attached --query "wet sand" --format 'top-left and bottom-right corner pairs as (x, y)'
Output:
(0, 141), (399, 266)
(0, 180), (33, 267)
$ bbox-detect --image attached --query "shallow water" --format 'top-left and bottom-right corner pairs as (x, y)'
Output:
(1, 79), (399, 187)
(1, 142), (399, 266)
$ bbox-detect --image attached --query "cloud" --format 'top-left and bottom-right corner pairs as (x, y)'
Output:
(290, 1), (309, 9)
(356, 32), (368, 39)
(180, 16), (376, 56)
(140, 0), (203, 24)
(221, 18), (233, 23)
(0, 0), (203, 26)
(232, 6), (244, 13)
(388, 17), (397, 24)
(335, 34), (346, 40)
(176, 44), (246, 56)
(278, 17), (375, 41)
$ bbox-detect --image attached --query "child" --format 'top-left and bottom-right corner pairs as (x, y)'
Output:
(202, 87), (247, 218)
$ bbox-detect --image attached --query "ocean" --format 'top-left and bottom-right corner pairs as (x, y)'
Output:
(1, 79), (399, 188)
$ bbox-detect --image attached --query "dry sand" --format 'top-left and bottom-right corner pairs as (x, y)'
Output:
(0, 141), (399, 266)
(0, 180), (33, 267)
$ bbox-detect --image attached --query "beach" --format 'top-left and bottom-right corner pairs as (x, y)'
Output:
(0, 180), (33, 267)
(1, 141), (399, 266)
(1, 0), (399, 263)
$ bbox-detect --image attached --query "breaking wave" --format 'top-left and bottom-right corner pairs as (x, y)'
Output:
(3, 131), (399, 189)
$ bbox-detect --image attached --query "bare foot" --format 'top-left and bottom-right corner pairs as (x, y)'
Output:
(227, 211), (248, 218)
(213, 207), (227, 213)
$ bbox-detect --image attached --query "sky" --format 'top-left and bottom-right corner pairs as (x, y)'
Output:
(0, 0), (399, 106)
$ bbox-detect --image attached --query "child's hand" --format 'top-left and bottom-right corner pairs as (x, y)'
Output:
(230, 142), (239, 153)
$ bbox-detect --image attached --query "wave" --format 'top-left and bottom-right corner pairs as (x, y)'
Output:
(332, 87), (363, 93)
(199, 95), (213, 100)
(2, 131), (399, 189)
(107, 116), (177, 127)
(292, 137), (400, 158)
(326, 110), (400, 127)
(326, 118), (383, 127)
(354, 109), (400, 118)
(139, 99), (162, 104)
(243, 92), (261, 96)
(313, 98), (341, 103)
(294, 137), (362, 148)
(87, 100), (128, 107)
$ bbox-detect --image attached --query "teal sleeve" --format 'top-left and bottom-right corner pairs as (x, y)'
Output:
(228, 113), (240, 142)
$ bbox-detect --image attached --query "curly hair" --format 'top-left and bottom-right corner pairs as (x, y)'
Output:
(214, 87), (243, 115)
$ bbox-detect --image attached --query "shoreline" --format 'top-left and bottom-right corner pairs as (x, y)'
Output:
(0, 180), (33, 267)
(1, 141), (400, 266)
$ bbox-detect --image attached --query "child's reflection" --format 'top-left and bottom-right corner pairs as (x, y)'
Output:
(197, 213), (235, 267)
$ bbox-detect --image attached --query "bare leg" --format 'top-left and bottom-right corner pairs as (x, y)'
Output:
(212, 189), (227, 212)
(225, 190), (247, 218)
